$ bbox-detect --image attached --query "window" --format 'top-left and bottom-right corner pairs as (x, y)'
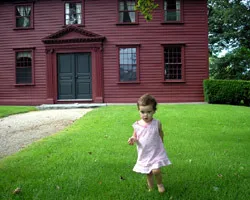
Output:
(65, 2), (82, 25)
(118, 0), (137, 24)
(15, 4), (33, 28)
(164, 45), (184, 81)
(164, 0), (181, 22)
(15, 50), (34, 84)
(118, 46), (139, 82)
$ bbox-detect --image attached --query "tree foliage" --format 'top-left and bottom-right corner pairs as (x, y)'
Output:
(210, 47), (250, 80)
(135, 0), (158, 21)
(208, 0), (250, 53)
(208, 0), (250, 80)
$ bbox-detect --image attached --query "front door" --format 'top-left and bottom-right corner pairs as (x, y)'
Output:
(57, 53), (92, 100)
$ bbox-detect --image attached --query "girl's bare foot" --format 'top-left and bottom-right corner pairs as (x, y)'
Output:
(157, 184), (165, 193)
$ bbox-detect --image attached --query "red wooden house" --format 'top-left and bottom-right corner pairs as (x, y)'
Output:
(0, 0), (208, 105)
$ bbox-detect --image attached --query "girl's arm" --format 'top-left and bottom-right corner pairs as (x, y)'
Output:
(128, 131), (137, 145)
(159, 121), (164, 143)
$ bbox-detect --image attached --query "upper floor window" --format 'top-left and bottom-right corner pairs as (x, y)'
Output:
(15, 4), (33, 29)
(164, 0), (181, 22)
(15, 49), (35, 85)
(164, 45), (185, 81)
(118, 0), (138, 24)
(65, 2), (82, 25)
(118, 45), (140, 82)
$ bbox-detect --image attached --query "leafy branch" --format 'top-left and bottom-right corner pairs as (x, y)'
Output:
(135, 0), (158, 21)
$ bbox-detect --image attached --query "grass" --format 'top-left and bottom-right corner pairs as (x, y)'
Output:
(0, 106), (37, 118)
(0, 104), (249, 200)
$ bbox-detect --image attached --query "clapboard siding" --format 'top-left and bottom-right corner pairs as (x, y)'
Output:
(0, 0), (208, 105)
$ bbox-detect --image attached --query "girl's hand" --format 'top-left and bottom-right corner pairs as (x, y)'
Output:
(128, 137), (136, 145)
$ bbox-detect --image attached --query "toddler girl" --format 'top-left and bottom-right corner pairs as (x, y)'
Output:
(128, 94), (171, 193)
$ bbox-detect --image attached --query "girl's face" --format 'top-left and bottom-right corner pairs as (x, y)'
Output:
(139, 105), (155, 123)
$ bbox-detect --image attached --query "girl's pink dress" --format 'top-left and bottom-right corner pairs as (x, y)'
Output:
(132, 119), (171, 174)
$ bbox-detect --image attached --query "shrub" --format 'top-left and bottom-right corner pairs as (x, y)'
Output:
(203, 79), (250, 106)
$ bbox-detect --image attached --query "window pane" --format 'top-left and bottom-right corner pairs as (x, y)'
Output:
(16, 6), (31, 27)
(119, 0), (136, 23)
(17, 51), (31, 58)
(121, 11), (132, 22)
(77, 14), (82, 24)
(164, 46), (182, 80)
(119, 12), (136, 23)
(124, 52), (128, 63)
(119, 12), (124, 23)
(176, 11), (180, 21)
(166, 0), (177, 9)
(166, 11), (177, 21)
(119, 48), (137, 81)
(119, 1), (135, 11)
(119, 2), (125, 10)
(176, 1), (180, 10)
(120, 65), (136, 81)
(16, 67), (32, 84)
(16, 51), (32, 84)
(129, 12), (135, 22)
(16, 6), (31, 17)
(76, 4), (81, 13)
(164, 0), (181, 22)
(65, 3), (70, 14)
(127, 1), (136, 11)
(164, 1), (167, 10)
(65, 3), (82, 25)
(132, 53), (136, 64)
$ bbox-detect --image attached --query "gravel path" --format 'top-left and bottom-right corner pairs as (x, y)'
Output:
(0, 109), (92, 158)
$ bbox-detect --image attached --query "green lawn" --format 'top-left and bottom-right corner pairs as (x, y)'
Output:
(0, 105), (249, 200)
(0, 106), (37, 118)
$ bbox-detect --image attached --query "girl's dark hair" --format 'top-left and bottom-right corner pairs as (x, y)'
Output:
(137, 94), (157, 111)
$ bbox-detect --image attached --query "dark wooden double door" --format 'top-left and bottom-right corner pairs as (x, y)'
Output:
(57, 53), (92, 100)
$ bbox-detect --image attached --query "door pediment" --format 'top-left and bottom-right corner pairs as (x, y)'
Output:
(42, 25), (105, 44)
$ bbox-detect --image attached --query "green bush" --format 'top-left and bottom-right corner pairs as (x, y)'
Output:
(203, 79), (250, 106)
